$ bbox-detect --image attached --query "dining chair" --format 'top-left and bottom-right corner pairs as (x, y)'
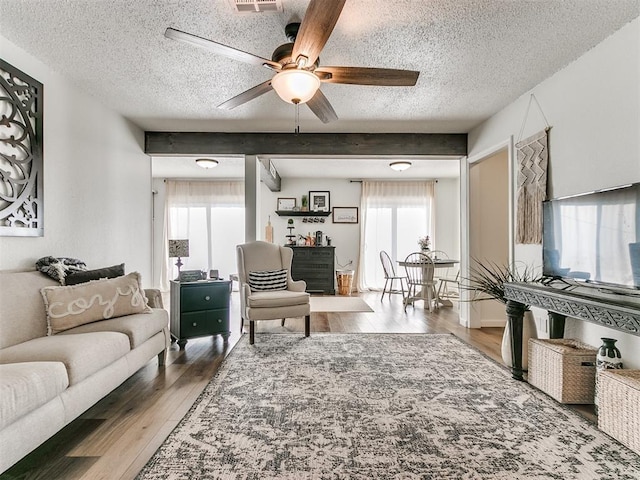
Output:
(402, 252), (438, 312)
(379, 250), (407, 302)
(236, 241), (311, 344)
(425, 250), (459, 299)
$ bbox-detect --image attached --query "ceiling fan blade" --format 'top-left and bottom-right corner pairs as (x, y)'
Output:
(165, 27), (281, 70)
(316, 66), (419, 86)
(217, 80), (273, 110)
(306, 89), (338, 124)
(291, 0), (346, 67)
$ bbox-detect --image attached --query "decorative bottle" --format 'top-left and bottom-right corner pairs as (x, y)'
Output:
(594, 337), (623, 409)
(596, 337), (623, 370)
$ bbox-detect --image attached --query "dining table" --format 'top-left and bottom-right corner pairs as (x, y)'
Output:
(397, 258), (460, 308)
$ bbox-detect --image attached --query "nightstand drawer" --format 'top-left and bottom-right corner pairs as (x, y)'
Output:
(181, 309), (229, 337)
(181, 284), (228, 311)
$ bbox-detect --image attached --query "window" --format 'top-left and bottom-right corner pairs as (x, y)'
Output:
(358, 181), (435, 290)
(164, 181), (244, 287)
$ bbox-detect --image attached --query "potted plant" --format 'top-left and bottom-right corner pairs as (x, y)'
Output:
(301, 195), (309, 212)
(418, 235), (431, 251)
(463, 259), (542, 368)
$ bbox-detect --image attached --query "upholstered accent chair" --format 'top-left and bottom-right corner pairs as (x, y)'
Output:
(236, 241), (311, 344)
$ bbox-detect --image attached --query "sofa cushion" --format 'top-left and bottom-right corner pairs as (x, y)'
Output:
(247, 290), (310, 308)
(59, 309), (168, 349)
(41, 272), (151, 334)
(0, 362), (69, 430)
(65, 263), (125, 285)
(0, 332), (130, 385)
(0, 270), (57, 349)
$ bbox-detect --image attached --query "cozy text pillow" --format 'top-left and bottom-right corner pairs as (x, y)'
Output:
(248, 269), (288, 291)
(41, 272), (151, 334)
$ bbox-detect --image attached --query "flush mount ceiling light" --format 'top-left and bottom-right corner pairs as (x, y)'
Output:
(389, 161), (412, 171)
(271, 69), (321, 104)
(195, 158), (219, 169)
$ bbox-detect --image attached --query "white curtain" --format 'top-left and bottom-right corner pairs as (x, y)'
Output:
(160, 180), (244, 291)
(357, 181), (436, 291)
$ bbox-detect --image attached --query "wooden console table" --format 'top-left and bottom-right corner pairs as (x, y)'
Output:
(503, 282), (640, 381)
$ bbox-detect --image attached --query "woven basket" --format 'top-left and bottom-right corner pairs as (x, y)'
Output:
(528, 338), (597, 404)
(598, 370), (640, 456)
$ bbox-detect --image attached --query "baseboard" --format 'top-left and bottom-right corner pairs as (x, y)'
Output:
(481, 319), (507, 328)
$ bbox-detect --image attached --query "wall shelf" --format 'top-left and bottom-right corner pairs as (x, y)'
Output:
(276, 211), (331, 217)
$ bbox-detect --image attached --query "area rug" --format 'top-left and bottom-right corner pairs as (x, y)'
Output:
(309, 296), (373, 313)
(137, 334), (640, 479)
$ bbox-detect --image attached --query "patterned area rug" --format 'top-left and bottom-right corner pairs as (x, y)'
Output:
(309, 296), (373, 313)
(137, 334), (640, 479)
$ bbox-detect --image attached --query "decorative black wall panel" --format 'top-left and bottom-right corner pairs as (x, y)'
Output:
(0, 58), (43, 236)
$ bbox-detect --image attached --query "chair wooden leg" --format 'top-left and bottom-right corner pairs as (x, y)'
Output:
(281, 318), (286, 326)
(304, 314), (310, 337)
(388, 278), (395, 301)
(403, 285), (411, 311)
(381, 279), (389, 301)
(240, 317), (244, 333)
(249, 320), (255, 345)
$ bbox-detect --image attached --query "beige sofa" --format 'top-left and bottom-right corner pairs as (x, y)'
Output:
(0, 270), (169, 473)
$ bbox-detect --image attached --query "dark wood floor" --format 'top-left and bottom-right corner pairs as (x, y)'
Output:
(1, 291), (507, 480)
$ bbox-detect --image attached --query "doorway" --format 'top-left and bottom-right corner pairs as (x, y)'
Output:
(461, 140), (514, 328)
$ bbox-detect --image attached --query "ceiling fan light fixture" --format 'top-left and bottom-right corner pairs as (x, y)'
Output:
(271, 69), (320, 104)
(195, 158), (219, 169)
(389, 161), (412, 171)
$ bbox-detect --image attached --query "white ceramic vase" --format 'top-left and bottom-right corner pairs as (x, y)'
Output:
(501, 310), (537, 370)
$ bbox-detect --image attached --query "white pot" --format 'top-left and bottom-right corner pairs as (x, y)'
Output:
(501, 310), (537, 369)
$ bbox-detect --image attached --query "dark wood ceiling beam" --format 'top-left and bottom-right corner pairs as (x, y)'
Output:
(145, 132), (467, 156)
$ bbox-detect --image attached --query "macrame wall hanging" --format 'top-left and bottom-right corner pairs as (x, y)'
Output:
(515, 94), (550, 244)
(0, 58), (44, 237)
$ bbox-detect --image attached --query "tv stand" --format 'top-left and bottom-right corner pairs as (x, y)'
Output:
(503, 282), (640, 381)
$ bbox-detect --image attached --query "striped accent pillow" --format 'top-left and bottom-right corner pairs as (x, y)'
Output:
(248, 269), (288, 291)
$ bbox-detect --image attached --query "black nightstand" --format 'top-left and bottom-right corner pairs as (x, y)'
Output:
(169, 280), (231, 348)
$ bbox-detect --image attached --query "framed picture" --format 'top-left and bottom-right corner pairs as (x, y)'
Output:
(333, 207), (359, 224)
(309, 191), (330, 212)
(277, 197), (297, 211)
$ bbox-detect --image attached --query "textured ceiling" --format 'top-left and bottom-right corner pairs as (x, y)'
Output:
(2, 1), (638, 179)
(1, 0), (638, 135)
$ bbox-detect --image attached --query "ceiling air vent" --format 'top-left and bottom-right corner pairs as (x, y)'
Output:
(229, 0), (282, 13)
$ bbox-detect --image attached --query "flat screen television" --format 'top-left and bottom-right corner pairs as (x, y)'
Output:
(542, 182), (640, 293)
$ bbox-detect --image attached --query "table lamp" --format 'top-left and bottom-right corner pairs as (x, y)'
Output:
(168, 239), (189, 280)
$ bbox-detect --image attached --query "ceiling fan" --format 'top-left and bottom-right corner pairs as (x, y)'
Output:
(165, 0), (419, 123)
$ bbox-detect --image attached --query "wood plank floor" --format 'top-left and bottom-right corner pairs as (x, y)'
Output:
(1, 291), (507, 480)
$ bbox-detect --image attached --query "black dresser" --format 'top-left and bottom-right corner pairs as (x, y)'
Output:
(170, 280), (231, 348)
(290, 246), (335, 294)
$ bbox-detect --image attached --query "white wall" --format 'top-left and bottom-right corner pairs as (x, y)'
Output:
(0, 36), (153, 283)
(151, 178), (167, 289)
(259, 178), (362, 273)
(259, 176), (461, 287)
(468, 19), (640, 367)
(434, 178), (460, 259)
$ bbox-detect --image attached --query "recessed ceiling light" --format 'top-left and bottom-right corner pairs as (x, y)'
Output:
(195, 158), (219, 169)
(389, 161), (412, 171)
